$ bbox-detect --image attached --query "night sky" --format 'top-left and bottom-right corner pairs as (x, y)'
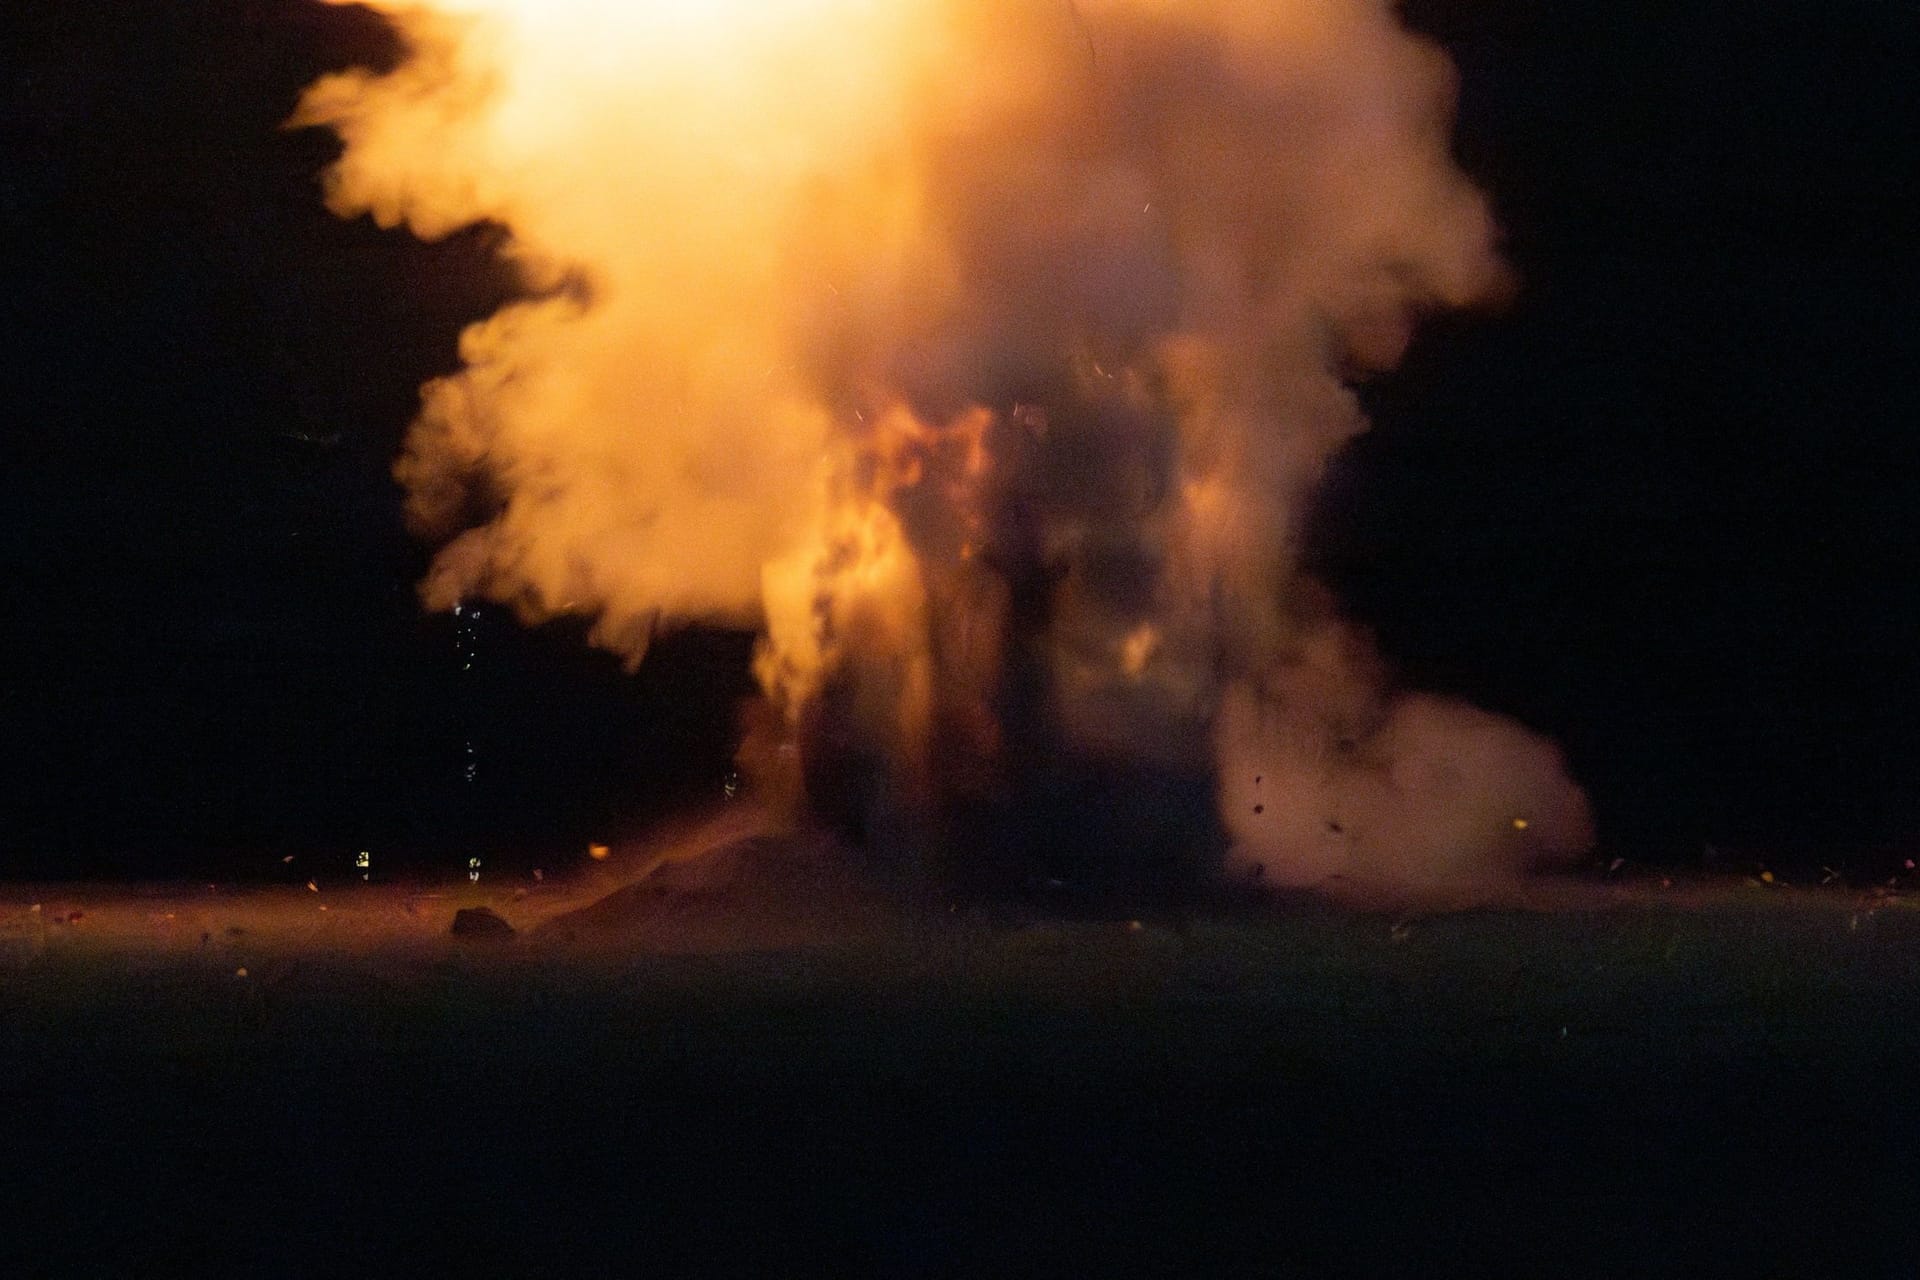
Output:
(2, 0), (1914, 879)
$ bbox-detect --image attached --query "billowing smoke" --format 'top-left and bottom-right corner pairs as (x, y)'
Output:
(297, 0), (1591, 894)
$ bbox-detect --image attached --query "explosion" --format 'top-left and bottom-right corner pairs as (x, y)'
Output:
(297, 0), (1592, 894)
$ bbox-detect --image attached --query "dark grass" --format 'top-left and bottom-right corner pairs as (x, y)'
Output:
(6, 900), (1920, 1276)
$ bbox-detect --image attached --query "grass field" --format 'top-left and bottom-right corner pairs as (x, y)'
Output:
(4, 878), (1920, 1276)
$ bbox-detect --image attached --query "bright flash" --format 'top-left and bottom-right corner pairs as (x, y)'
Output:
(297, 0), (1592, 895)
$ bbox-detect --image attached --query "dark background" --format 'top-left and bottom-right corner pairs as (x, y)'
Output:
(0, 0), (1913, 879)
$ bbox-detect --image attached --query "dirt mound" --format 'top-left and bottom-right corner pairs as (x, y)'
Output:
(533, 830), (905, 950)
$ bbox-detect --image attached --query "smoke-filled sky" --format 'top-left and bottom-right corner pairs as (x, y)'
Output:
(1, 0), (1914, 878)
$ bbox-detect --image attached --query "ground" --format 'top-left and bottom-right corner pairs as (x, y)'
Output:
(3, 872), (1920, 1276)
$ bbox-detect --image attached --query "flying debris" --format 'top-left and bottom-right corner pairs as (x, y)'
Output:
(278, 429), (343, 449)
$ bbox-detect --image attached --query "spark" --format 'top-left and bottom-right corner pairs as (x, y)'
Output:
(1119, 624), (1159, 679)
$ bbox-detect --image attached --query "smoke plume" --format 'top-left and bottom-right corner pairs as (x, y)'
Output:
(297, 0), (1592, 894)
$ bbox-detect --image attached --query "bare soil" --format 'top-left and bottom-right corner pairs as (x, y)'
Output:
(3, 866), (1919, 1276)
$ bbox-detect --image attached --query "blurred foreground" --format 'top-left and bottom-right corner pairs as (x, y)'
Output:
(4, 862), (1920, 1275)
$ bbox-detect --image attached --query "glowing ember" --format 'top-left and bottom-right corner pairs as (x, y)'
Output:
(299, 0), (1593, 891)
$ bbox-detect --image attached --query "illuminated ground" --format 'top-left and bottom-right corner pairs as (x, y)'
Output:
(4, 868), (1920, 1276)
